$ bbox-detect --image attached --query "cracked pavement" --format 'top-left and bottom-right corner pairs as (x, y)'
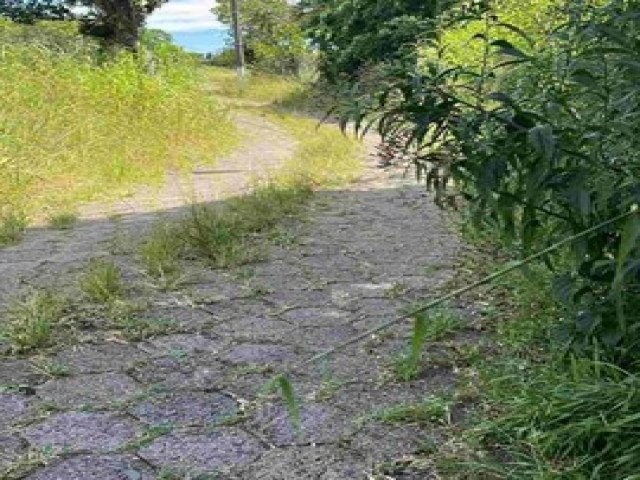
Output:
(0, 115), (460, 479)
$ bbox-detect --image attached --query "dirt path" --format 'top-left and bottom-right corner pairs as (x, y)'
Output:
(0, 115), (461, 479)
(0, 113), (297, 302)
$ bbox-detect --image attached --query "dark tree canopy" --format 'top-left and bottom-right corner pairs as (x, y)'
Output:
(0, 0), (167, 48)
(79, 0), (167, 49)
(0, 0), (71, 24)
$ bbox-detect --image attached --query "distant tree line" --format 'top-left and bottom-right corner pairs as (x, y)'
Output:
(0, 0), (167, 48)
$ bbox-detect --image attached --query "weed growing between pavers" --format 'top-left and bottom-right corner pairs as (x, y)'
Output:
(140, 222), (186, 290)
(267, 227), (299, 247)
(314, 376), (344, 402)
(373, 394), (454, 426)
(183, 204), (257, 268)
(393, 307), (465, 382)
(29, 358), (71, 378)
(121, 423), (175, 451)
(158, 466), (222, 480)
(79, 258), (125, 304)
(0, 448), (55, 480)
(0, 290), (67, 352)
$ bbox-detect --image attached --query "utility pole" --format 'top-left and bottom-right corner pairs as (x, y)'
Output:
(230, 0), (245, 78)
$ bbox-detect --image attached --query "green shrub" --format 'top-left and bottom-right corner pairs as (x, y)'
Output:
(334, 0), (640, 367)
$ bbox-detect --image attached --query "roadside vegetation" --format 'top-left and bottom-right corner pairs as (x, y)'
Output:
(295, 0), (640, 477)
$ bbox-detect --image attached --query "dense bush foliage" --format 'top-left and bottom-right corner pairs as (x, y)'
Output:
(0, 20), (237, 218)
(301, 0), (454, 81)
(331, 0), (640, 367)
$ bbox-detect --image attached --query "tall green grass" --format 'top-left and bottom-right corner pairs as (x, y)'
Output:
(0, 20), (239, 222)
(472, 361), (640, 479)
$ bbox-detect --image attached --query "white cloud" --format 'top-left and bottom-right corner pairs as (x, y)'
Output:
(147, 0), (225, 32)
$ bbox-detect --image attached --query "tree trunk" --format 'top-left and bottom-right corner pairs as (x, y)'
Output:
(92, 0), (145, 50)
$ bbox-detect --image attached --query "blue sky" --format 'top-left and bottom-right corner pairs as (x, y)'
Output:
(147, 0), (229, 53)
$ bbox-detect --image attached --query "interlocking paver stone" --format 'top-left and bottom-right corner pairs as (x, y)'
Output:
(0, 393), (34, 429)
(53, 343), (143, 374)
(130, 391), (238, 426)
(23, 412), (140, 453)
(139, 428), (264, 472)
(37, 373), (138, 409)
(26, 454), (154, 480)
(223, 343), (296, 365)
(253, 403), (349, 447)
(281, 307), (350, 327)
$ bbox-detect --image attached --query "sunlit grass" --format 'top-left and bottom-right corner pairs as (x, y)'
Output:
(200, 66), (310, 106)
(269, 112), (363, 187)
(0, 25), (240, 224)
